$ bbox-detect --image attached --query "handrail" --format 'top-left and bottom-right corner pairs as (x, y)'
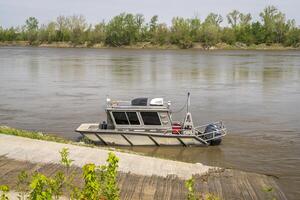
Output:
(196, 128), (227, 137)
(194, 121), (224, 129)
(161, 124), (226, 138)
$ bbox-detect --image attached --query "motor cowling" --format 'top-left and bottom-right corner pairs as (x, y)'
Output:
(204, 124), (222, 145)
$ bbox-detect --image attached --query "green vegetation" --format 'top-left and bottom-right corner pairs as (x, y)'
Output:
(0, 126), (144, 155)
(59, 147), (74, 169)
(17, 171), (30, 200)
(0, 148), (120, 200)
(0, 5), (299, 49)
(185, 177), (220, 200)
(185, 178), (197, 200)
(1, 147), (216, 200)
(0, 185), (9, 200)
(262, 186), (277, 200)
(0, 126), (69, 144)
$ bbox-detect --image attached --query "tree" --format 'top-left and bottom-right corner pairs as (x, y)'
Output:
(88, 21), (106, 44)
(239, 13), (252, 26)
(0, 9), (299, 48)
(68, 15), (87, 44)
(227, 10), (240, 28)
(146, 15), (158, 43)
(38, 22), (57, 43)
(235, 13), (253, 45)
(105, 13), (144, 46)
(56, 16), (70, 41)
(148, 15), (172, 45)
(25, 17), (39, 44)
(0, 27), (18, 41)
(227, 10), (253, 45)
(204, 13), (223, 26)
(221, 27), (236, 44)
(284, 27), (300, 47)
(251, 22), (265, 44)
(259, 5), (291, 44)
(199, 13), (223, 48)
(135, 14), (147, 42)
(149, 15), (158, 32)
(189, 17), (201, 42)
(0, 26), (3, 41)
(25, 17), (38, 31)
(153, 23), (170, 45)
(170, 17), (193, 48)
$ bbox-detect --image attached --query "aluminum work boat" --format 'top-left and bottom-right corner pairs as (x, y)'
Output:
(76, 93), (227, 146)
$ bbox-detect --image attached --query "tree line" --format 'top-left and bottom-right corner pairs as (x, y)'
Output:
(0, 5), (299, 49)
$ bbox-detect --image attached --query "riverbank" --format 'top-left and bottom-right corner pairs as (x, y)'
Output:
(0, 41), (299, 50)
(0, 154), (286, 200)
(0, 128), (287, 199)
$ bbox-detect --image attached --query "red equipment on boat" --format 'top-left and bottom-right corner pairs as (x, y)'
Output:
(172, 122), (182, 134)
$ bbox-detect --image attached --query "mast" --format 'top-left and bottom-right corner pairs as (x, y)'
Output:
(187, 92), (190, 113)
(183, 92), (194, 132)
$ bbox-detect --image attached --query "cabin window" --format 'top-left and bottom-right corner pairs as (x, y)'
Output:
(112, 112), (129, 125)
(126, 112), (140, 125)
(140, 112), (161, 125)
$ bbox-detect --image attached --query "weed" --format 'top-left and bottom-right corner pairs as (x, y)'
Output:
(0, 185), (9, 200)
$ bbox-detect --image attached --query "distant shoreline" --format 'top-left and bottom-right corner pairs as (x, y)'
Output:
(1, 41), (299, 51)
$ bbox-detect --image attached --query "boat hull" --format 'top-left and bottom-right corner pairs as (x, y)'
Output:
(75, 124), (212, 146)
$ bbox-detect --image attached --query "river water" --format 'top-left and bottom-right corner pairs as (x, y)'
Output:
(0, 47), (299, 199)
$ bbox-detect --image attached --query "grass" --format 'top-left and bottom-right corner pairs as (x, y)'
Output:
(0, 126), (70, 143)
(0, 125), (142, 155)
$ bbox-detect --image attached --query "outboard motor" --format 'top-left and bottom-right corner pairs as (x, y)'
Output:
(204, 124), (222, 145)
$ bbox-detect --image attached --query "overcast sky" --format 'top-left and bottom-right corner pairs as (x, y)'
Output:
(0, 0), (299, 28)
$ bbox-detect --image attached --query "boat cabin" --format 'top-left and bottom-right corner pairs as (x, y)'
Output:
(104, 98), (173, 133)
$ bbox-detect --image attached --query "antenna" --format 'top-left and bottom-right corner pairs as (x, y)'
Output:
(187, 92), (190, 113)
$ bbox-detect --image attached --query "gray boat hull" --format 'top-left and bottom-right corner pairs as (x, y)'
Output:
(76, 123), (225, 146)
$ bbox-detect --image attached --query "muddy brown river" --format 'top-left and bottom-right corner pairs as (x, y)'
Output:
(0, 47), (299, 199)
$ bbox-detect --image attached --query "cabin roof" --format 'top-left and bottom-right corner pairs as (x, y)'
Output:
(106, 105), (170, 111)
(106, 97), (170, 111)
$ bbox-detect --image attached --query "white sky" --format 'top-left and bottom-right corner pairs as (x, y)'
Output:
(0, 0), (299, 27)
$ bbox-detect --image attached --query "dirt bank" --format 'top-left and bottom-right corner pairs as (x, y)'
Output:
(0, 41), (299, 50)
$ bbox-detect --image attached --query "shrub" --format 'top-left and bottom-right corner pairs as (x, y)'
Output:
(16, 171), (30, 200)
(81, 164), (100, 199)
(98, 152), (120, 200)
(5, 148), (121, 200)
(185, 178), (198, 200)
(29, 173), (54, 200)
(0, 185), (9, 200)
(185, 177), (220, 200)
(60, 147), (74, 169)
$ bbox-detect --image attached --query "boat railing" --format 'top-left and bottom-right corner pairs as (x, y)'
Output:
(195, 128), (227, 141)
(194, 121), (224, 129)
(161, 121), (226, 140)
(194, 121), (226, 141)
(108, 100), (132, 107)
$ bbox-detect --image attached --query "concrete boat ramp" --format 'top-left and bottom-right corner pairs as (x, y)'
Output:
(0, 134), (287, 200)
